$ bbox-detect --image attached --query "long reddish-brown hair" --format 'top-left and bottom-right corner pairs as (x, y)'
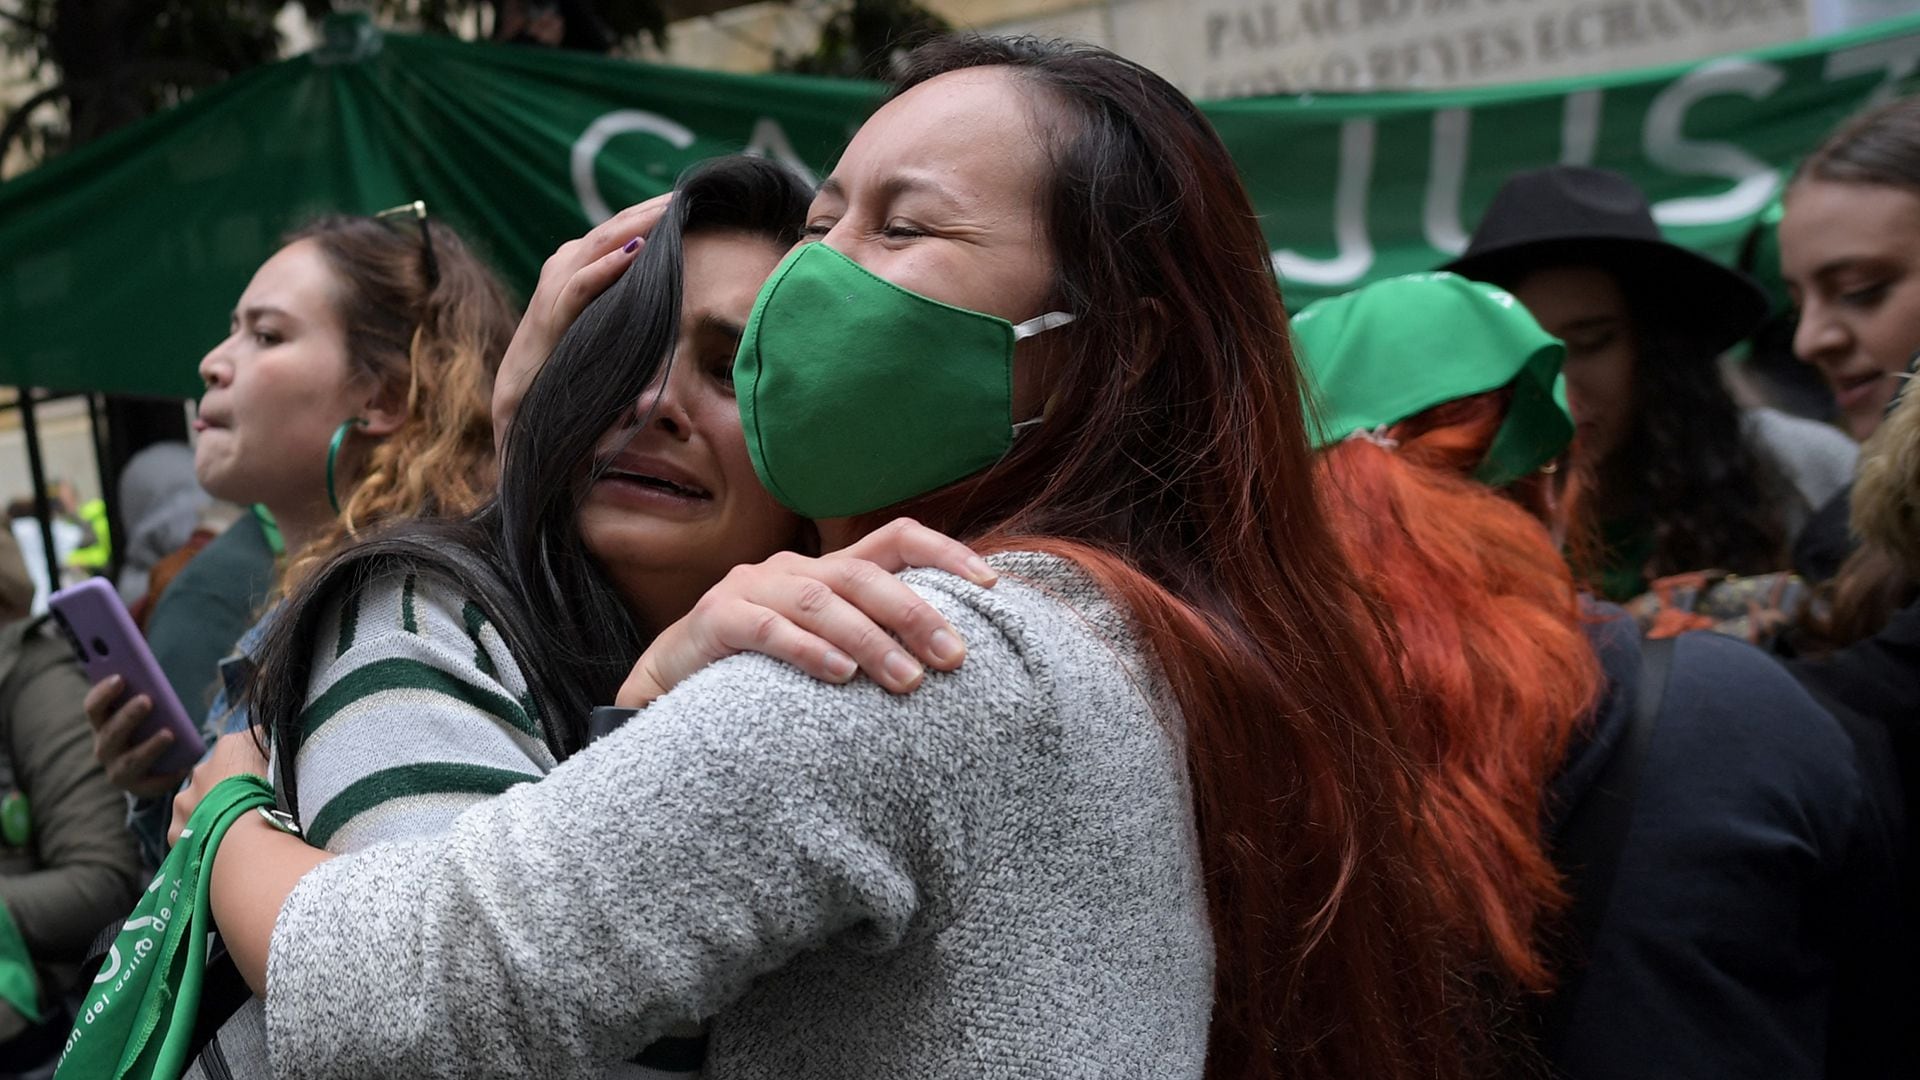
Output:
(1318, 392), (1604, 992)
(877, 36), (1489, 1080)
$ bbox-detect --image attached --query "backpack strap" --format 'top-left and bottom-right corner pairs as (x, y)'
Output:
(1537, 634), (1675, 1057)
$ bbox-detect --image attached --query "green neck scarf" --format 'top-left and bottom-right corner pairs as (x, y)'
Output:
(54, 775), (274, 1080)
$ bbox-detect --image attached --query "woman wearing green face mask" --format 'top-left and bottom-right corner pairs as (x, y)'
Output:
(174, 38), (1481, 1080)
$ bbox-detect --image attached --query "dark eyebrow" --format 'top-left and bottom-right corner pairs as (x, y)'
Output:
(814, 172), (959, 207)
(692, 313), (744, 342)
(1812, 256), (1892, 283)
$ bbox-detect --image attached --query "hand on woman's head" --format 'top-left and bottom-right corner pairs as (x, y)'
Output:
(492, 194), (671, 448)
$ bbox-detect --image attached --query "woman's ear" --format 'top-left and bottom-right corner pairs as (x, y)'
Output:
(356, 378), (409, 438)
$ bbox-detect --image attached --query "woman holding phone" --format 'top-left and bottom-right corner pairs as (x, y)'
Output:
(84, 207), (521, 866)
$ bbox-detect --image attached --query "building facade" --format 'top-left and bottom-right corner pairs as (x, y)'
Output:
(643, 0), (1914, 98)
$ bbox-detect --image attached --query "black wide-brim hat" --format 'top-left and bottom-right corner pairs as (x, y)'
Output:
(1440, 165), (1769, 355)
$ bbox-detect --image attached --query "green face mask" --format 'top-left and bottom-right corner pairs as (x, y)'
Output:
(734, 242), (1074, 519)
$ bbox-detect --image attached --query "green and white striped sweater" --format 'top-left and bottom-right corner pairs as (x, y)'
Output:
(189, 571), (702, 1080)
(288, 571), (554, 850)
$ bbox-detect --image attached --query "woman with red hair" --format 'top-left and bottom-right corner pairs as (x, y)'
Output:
(1293, 272), (1905, 1079)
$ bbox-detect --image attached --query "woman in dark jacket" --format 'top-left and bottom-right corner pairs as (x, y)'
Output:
(1293, 271), (1906, 1078)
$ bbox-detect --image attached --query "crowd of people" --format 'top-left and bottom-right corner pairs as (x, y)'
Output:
(0, 30), (1911, 1080)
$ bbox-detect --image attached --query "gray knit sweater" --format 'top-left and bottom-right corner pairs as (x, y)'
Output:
(262, 553), (1214, 1078)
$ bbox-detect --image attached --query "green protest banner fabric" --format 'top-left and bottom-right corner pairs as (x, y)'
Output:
(3, 13), (1920, 397)
(53, 775), (274, 1080)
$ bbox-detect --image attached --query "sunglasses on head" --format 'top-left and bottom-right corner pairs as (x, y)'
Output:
(373, 199), (441, 291)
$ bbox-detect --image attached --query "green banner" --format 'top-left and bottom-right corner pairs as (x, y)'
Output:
(4, 13), (1920, 398)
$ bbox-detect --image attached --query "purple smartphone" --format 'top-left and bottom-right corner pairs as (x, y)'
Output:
(49, 577), (205, 776)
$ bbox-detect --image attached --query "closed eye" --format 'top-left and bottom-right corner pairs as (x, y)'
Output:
(1840, 282), (1890, 307)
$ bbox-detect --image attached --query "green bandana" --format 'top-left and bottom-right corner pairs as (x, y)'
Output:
(0, 900), (40, 1023)
(55, 775), (274, 1080)
(1291, 271), (1573, 487)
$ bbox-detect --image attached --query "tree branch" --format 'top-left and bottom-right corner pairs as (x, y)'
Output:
(110, 56), (230, 89)
(0, 82), (69, 172)
(0, 10), (49, 35)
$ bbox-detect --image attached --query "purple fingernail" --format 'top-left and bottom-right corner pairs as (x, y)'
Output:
(622, 237), (640, 254)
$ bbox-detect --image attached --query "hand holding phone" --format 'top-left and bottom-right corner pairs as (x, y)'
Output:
(52, 578), (206, 783)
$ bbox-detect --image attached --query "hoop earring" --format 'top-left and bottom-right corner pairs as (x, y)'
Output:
(326, 418), (368, 515)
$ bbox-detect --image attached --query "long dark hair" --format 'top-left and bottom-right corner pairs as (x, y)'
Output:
(246, 156), (810, 816)
(879, 37), (1480, 1080)
(1611, 278), (1794, 579)
(1477, 263), (1794, 584)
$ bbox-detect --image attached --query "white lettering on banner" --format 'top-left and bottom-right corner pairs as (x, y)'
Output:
(1424, 108), (1474, 255)
(571, 110), (696, 225)
(743, 118), (818, 186)
(61, 872), (183, 1068)
(92, 943), (121, 985)
(1825, 34), (1920, 108)
(1180, 0), (1805, 97)
(1274, 118), (1378, 285)
(1646, 58), (1786, 225)
(1560, 90), (1604, 165)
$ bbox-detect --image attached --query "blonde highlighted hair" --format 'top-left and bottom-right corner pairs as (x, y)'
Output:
(278, 214), (519, 591)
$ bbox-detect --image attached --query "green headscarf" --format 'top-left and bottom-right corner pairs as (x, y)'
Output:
(1290, 271), (1573, 487)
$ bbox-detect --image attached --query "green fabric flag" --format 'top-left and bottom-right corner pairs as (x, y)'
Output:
(4, 13), (1920, 398)
(0, 900), (42, 1024)
(53, 775), (274, 1080)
